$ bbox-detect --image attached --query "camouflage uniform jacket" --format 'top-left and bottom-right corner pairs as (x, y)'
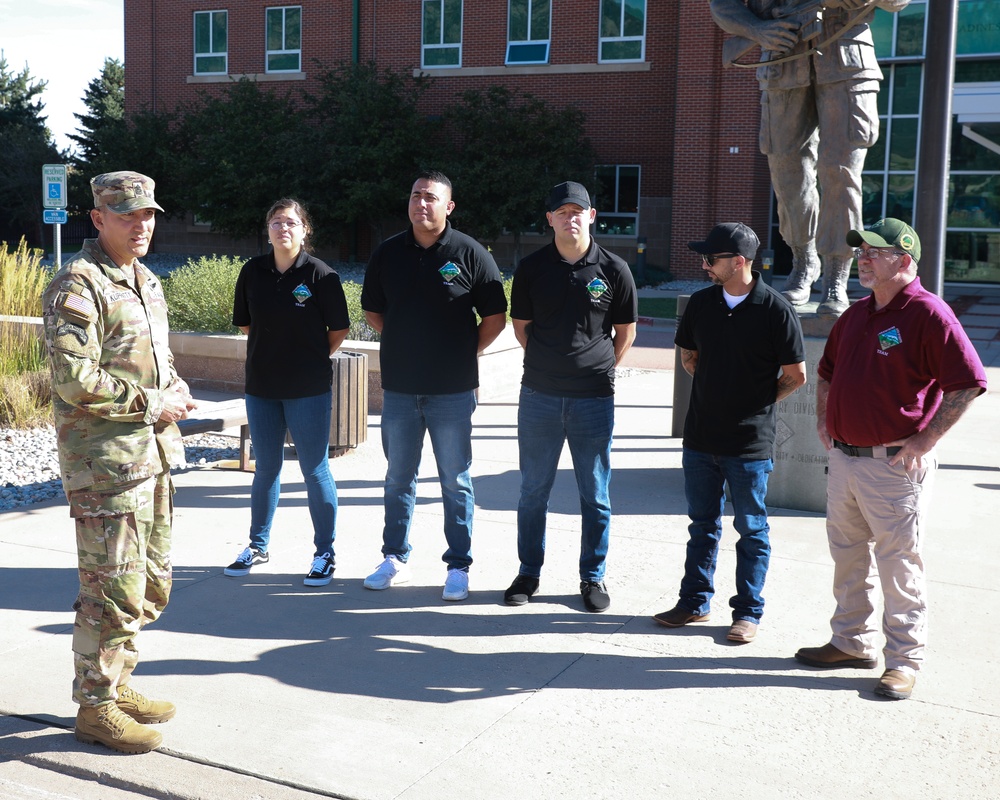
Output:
(43, 239), (185, 493)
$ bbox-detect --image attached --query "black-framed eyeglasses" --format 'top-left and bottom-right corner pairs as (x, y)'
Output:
(702, 253), (737, 266)
(853, 247), (904, 260)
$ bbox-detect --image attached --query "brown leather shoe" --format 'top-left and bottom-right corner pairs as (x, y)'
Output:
(727, 620), (758, 643)
(795, 642), (878, 669)
(874, 669), (915, 700)
(653, 606), (710, 628)
(75, 701), (162, 754)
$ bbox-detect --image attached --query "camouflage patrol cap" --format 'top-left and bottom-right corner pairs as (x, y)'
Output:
(91, 171), (165, 213)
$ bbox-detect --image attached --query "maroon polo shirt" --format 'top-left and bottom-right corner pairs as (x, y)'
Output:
(818, 277), (987, 447)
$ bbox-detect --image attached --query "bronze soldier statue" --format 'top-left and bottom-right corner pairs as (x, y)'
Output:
(710, 0), (910, 316)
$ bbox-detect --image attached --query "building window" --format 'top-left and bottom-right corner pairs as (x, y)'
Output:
(194, 10), (228, 75)
(599, 0), (645, 62)
(266, 6), (302, 73)
(594, 165), (640, 236)
(423, 0), (462, 68)
(507, 0), (550, 65)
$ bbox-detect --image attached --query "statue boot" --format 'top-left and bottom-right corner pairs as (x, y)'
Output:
(781, 244), (821, 305)
(816, 256), (853, 317)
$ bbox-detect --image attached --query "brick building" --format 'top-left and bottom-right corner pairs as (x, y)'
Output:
(124, 1), (1000, 284)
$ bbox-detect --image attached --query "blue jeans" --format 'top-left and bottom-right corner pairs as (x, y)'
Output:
(680, 448), (772, 623)
(516, 387), (614, 582)
(380, 389), (476, 570)
(245, 392), (338, 558)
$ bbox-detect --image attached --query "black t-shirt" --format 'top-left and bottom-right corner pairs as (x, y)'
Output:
(361, 221), (507, 395)
(232, 250), (350, 399)
(675, 272), (805, 458)
(511, 240), (638, 397)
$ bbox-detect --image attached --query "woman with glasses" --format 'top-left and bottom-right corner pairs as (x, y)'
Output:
(224, 198), (350, 586)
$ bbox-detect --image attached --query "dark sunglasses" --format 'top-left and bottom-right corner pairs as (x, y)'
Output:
(701, 253), (738, 266)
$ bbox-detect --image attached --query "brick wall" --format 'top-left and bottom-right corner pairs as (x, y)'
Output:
(124, 1), (771, 277)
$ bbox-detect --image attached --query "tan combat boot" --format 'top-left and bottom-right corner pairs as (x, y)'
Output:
(117, 684), (176, 724)
(75, 701), (163, 754)
(817, 256), (853, 317)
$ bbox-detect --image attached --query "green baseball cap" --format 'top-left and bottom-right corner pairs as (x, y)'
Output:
(91, 171), (165, 213)
(846, 218), (920, 262)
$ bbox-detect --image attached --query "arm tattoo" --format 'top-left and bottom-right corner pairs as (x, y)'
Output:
(927, 388), (980, 440)
(680, 348), (698, 377)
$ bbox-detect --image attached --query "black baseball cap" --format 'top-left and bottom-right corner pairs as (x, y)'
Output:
(688, 222), (760, 260)
(547, 181), (592, 212)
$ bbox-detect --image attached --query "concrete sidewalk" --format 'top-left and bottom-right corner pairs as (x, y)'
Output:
(2, 368), (999, 800)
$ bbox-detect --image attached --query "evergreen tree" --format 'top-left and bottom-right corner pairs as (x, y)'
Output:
(0, 53), (60, 247)
(68, 58), (125, 208)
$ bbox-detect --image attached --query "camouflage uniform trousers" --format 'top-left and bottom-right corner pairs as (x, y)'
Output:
(69, 471), (174, 707)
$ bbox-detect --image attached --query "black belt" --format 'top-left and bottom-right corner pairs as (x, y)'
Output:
(833, 440), (902, 459)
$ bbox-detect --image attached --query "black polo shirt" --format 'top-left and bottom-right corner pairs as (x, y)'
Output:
(232, 250), (350, 399)
(361, 221), (507, 395)
(675, 272), (805, 458)
(511, 240), (638, 398)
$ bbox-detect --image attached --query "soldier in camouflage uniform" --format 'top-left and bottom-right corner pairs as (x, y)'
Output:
(43, 171), (196, 754)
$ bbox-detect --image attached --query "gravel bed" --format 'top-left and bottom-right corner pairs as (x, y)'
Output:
(0, 428), (240, 512)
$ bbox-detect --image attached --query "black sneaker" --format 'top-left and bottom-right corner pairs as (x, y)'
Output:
(304, 552), (335, 587)
(504, 575), (540, 606)
(223, 546), (269, 577)
(580, 580), (610, 613)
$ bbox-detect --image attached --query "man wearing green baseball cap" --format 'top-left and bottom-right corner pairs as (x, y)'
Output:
(795, 218), (987, 701)
(42, 171), (194, 753)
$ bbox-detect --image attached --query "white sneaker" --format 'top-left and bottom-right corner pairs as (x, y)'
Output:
(442, 568), (469, 601)
(363, 556), (411, 590)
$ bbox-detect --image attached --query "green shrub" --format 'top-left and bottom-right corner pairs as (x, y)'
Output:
(163, 255), (244, 333)
(342, 280), (379, 341)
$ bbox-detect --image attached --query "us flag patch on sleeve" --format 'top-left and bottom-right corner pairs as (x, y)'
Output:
(61, 292), (96, 321)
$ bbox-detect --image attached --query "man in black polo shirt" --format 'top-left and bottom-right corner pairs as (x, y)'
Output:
(653, 222), (806, 642)
(360, 170), (507, 601)
(503, 181), (637, 613)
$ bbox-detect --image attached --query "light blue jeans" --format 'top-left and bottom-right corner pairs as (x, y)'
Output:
(379, 389), (476, 570)
(245, 391), (337, 558)
(516, 387), (614, 582)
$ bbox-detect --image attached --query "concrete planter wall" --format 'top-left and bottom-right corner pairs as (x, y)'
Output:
(3, 316), (527, 414)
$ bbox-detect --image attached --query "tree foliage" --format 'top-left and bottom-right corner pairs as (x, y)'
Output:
(68, 58), (125, 209)
(306, 62), (432, 243)
(174, 80), (308, 246)
(443, 86), (596, 263)
(0, 54), (59, 247)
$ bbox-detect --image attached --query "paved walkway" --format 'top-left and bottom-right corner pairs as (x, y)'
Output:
(2, 357), (998, 798)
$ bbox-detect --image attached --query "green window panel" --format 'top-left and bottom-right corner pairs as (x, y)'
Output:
(423, 0), (462, 67)
(889, 118), (919, 171)
(952, 121), (1000, 172)
(896, 4), (926, 57)
(886, 174), (916, 222)
(194, 10), (227, 75)
(600, 0), (645, 62)
(957, 1), (1000, 56)
(508, 0), (550, 64)
(891, 64), (922, 116)
(266, 6), (302, 72)
(862, 174), (885, 221)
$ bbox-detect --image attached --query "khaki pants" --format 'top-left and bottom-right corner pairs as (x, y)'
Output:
(69, 471), (174, 706)
(825, 448), (935, 673)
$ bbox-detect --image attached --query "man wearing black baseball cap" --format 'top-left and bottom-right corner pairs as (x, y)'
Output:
(796, 218), (987, 700)
(654, 222), (806, 643)
(503, 180), (638, 612)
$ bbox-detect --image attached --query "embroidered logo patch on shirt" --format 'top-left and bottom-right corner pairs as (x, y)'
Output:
(439, 261), (461, 283)
(292, 283), (312, 304)
(586, 278), (608, 300)
(877, 326), (902, 351)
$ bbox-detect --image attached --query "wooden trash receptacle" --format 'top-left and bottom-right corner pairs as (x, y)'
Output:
(329, 350), (368, 456)
(285, 350), (368, 457)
